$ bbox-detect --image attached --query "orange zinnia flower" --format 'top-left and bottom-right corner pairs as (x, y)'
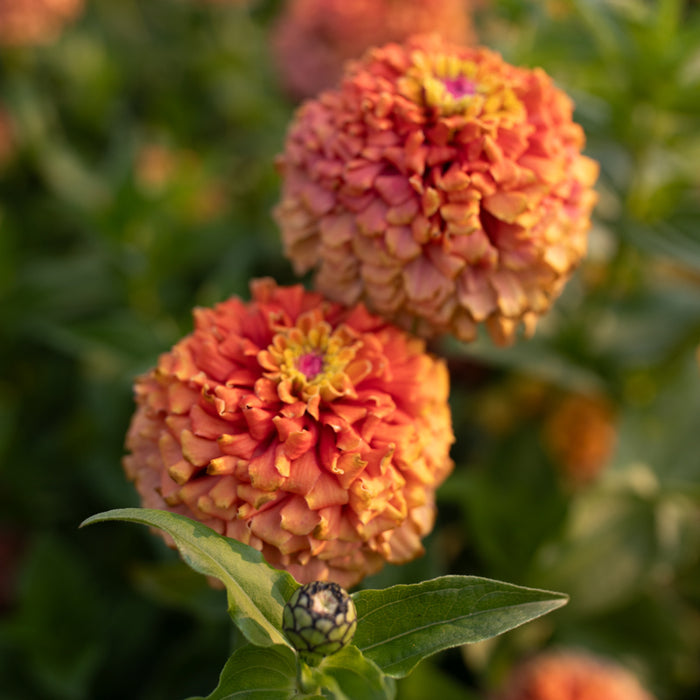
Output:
(542, 392), (616, 485)
(124, 279), (454, 588)
(0, 0), (83, 46)
(274, 35), (599, 345)
(270, 0), (476, 100)
(493, 650), (656, 700)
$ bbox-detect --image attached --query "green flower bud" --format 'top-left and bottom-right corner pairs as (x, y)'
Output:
(282, 581), (357, 665)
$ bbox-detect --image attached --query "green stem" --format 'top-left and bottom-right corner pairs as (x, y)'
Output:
(296, 659), (320, 695)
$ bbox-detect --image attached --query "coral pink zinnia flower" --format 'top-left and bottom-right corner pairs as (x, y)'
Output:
(271, 0), (476, 100)
(124, 278), (454, 588)
(0, 0), (83, 46)
(493, 650), (656, 700)
(274, 35), (599, 345)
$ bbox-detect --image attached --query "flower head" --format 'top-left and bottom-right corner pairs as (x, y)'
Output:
(271, 0), (476, 100)
(124, 279), (454, 588)
(493, 650), (656, 700)
(0, 0), (83, 46)
(274, 35), (599, 345)
(283, 581), (357, 665)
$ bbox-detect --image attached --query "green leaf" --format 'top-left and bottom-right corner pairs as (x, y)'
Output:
(313, 646), (396, 700)
(81, 508), (299, 649)
(352, 575), (568, 678)
(187, 644), (299, 700)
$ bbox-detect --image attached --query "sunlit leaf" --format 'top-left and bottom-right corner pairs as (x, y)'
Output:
(352, 576), (568, 678)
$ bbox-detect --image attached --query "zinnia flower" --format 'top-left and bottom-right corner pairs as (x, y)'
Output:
(542, 392), (616, 484)
(493, 650), (656, 700)
(270, 0), (476, 100)
(124, 278), (454, 588)
(0, 0), (83, 46)
(274, 35), (599, 345)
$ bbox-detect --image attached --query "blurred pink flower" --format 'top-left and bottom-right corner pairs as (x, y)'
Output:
(494, 650), (656, 700)
(124, 278), (454, 588)
(274, 35), (599, 345)
(270, 0), (476, 100)
(0, 0), (83, 46)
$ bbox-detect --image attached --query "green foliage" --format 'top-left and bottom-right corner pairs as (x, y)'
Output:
(187, 643), (394, 700)
(0, 534), (104, 699)
(187, 644), (301, 700)
(353, 577), (567, 678)
(1, 0), (700, 698)
(84, 509), (567, 699)
(82, 508), (299, 649)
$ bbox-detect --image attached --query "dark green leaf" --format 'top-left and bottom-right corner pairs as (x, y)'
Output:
(81, 508), (298, 648)
(187, 644), (299, 700)
(352, 575), (568, 678)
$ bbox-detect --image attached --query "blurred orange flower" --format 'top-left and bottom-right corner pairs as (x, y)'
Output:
(133, 142), (229, 224)
(274, 35), (598, 345)
(543, 392), (617, 484)
(493, 650), (656, 700)
(0, 0), (83, 46)
(271, 0), (476, 100)
(124, 278), (454, 587)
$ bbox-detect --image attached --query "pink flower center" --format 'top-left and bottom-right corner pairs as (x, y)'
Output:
(297, 352), (324, 379)
(442, 76), (477, 99)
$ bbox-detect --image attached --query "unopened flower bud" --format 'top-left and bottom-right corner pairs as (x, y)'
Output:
(283, 581), (357, 665)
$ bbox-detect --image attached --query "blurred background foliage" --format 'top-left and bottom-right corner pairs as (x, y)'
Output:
(1, 0), (699, 698)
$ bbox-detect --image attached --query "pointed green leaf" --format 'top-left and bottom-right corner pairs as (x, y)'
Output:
(352, 575), (568, 678)
(81, 508), (299, 649)
(186, 644), (299, 700)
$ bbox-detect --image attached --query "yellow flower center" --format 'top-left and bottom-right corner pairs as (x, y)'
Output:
(399, 51), (524, 121)
(263, 311), (361, 403)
